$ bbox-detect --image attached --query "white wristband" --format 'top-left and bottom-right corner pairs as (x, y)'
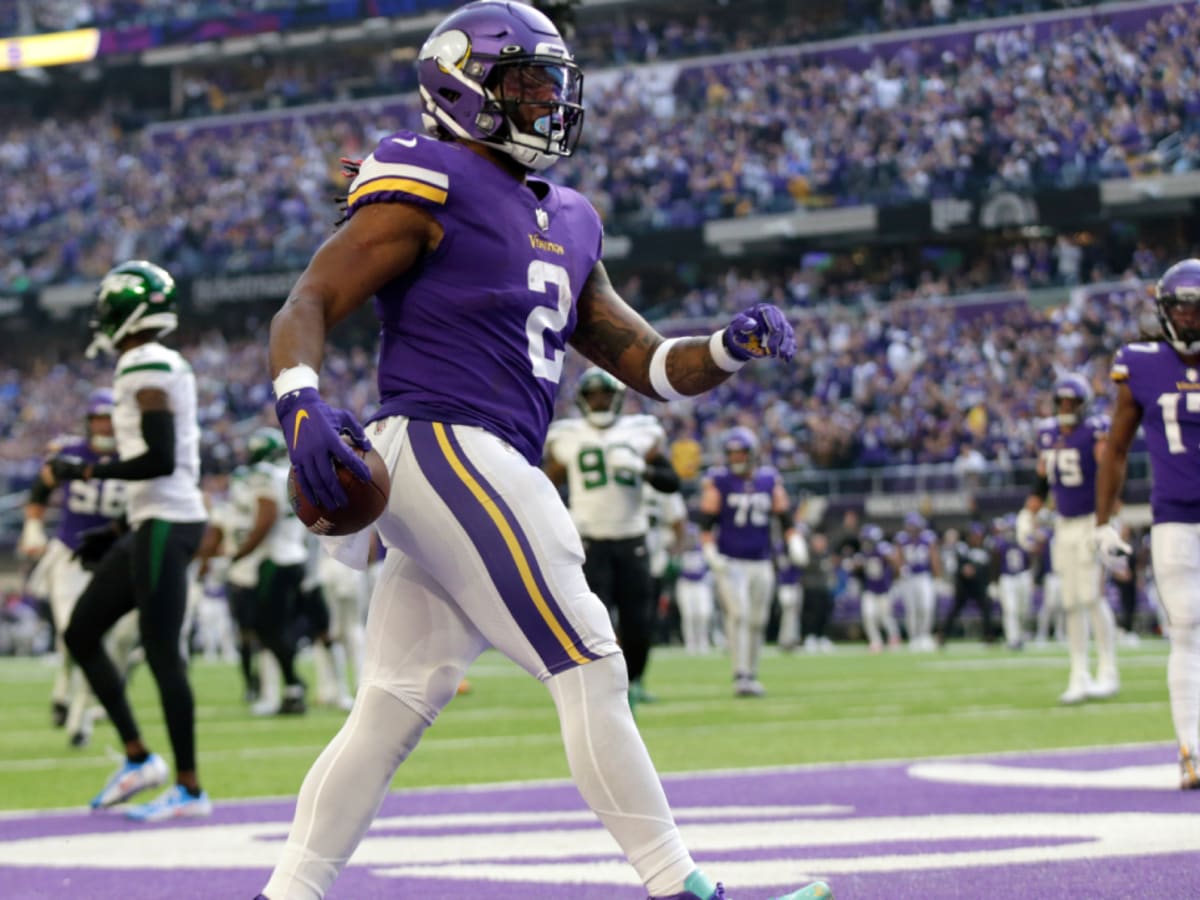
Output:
(273, 364), (320, 398)
(709, 330), (748, 373)
(648, 338), (688, 401)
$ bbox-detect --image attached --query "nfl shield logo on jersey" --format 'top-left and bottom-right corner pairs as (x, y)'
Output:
(535, 208), (549, 231)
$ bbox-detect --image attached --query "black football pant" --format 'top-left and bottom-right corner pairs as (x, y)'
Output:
(255, 562), (306, 689)
(939, 587), (995, 641)
(801, 585), (834, 640)
(65, 519), (205, 772)
(583, 535), (654, 684)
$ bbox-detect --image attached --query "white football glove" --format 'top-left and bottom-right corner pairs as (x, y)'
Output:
(1094, 523), (1132, 569)
(787, 532), (809, 567)
(702, 540), (727, 574)
(18, 518), (47, 558)
(607, 444), (647, 478)
(1015, 507), (1036, 551)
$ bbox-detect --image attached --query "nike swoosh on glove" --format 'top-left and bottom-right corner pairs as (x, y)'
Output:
(723, 303), (797, 363)
(276, 387), (372, 510)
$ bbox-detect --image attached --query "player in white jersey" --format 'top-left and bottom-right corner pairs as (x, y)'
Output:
(315, 550), (368, 710)
(545, 367), (681, 707)
(49, 261), (210, 822)
(233, 428), (312, 716)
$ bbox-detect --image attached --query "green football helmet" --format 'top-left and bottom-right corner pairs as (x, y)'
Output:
(575, 366), (626, 428)
(247, 427), (288, 465)
(87, 260), (178, 358)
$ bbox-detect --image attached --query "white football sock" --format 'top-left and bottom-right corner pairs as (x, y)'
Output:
(261, 685), (428, 900)
(1064, 607), (1090, 690)
(546, 654), (694, 897)
(1087, 601), (1118, 683)
(311, 642), (337, 704)
(1168, 623), (1200, 751)
(258, 650), (281, 706)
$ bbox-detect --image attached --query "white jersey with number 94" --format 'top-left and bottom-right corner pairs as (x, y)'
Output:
(545, 414), (665, 540)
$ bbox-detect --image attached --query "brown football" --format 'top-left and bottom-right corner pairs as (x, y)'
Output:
(288, 445), (390, 537)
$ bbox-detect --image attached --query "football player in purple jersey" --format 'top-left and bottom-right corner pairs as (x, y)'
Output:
(993, 515), (1032, 650)
(19, 389), (130, 747)
(258, 4), (826, 900)
(1016, 374), (1119, 704)
(699, 427), (808, 697)
(893, 511), (942, 651)
(854, 524), (901, 653)
(1097, 259), (1200, 790)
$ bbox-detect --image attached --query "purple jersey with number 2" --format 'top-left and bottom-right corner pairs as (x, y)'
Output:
(345, 130), (605, 465)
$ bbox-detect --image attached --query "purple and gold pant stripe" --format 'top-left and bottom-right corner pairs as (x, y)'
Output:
(409, 421), (602, 673)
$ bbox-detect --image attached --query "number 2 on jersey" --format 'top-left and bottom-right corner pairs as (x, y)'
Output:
(525, 261), (572, 383)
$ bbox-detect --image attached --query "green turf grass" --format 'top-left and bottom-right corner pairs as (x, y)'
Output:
(0, 640), (1173, 811)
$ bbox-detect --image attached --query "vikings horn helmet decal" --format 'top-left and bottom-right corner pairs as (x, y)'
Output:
(416, 0), (584, 172)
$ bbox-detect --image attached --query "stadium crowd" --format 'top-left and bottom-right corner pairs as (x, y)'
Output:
(4, 3), (1199, 294)
(2, 0), (1099, 40)
(0, 265), (1162, 496)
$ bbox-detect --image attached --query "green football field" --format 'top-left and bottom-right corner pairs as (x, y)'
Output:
(0, 640), (1174, 812)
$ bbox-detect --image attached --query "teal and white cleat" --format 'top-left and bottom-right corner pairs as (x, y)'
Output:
(655, 873), (832, 899)
(90, 753), (168, 809)
(124, 784), (213, 822)
(771, 883), (833, 899)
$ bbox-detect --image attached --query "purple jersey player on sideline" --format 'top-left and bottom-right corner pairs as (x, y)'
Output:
(1097, 258), (1200, 790)
(893, 512), (941, 650)
(699, 428), (807, 697)
(1016, 373), (1119, 705)
(993, 521), (1032, 650)
(259, 4), (825, 900)
(18, 388), (127, 746)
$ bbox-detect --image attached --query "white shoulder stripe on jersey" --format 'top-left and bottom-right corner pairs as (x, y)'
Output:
(350, 153), (449, 192)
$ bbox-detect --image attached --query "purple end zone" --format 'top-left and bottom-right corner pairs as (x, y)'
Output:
(1, 743), (1196, 900)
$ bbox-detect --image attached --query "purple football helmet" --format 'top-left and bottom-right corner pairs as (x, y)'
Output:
(87, 387), (114, 417)
(1155, 259), (1200, 355)
(1053, 373), (1091, 427)
(723, 426), (758, 475)
(416, 1), (584, 172)
(903, 511), (925, 530)
(861, 524), (884, 544)
(86, 387), (116, 453)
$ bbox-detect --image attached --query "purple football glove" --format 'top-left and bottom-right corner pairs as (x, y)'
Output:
(275, 387), (372, 510)
(723, 303), (797, 363)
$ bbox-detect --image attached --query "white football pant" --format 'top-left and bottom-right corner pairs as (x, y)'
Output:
(776, 582), (802, 649)
(676, 578), (713, 655)
(999, 571), (1033, 647)
(1054, 514), (1118, 693)
(1151, 523), (1200, 755)
(713, 558), (775, 679)
(262, 418), (701, 900)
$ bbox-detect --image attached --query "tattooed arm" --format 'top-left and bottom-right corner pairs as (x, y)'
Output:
(569, 261), (734, 400)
